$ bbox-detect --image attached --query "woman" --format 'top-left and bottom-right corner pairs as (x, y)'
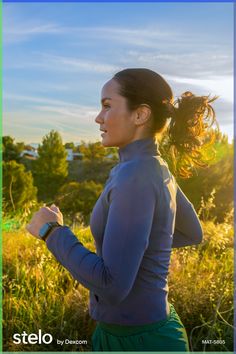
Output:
(27, 68), (217, 352)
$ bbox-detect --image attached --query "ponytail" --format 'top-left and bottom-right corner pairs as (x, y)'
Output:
(160, 92), (219, 178)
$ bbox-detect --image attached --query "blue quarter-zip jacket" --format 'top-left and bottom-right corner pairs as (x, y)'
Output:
(46, 138), (203, 325)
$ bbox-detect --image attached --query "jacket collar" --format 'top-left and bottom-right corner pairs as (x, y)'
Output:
(118, 138), (160, 162)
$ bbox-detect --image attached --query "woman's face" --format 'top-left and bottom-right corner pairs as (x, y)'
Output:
(95, 79), (138, 148)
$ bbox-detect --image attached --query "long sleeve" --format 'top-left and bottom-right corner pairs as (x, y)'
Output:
(172, 185), (203, 248)
(46, 169), (155, 306)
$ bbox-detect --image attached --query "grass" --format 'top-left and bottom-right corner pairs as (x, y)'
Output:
(2, 214), (234, 352)
(169, 217), (234, 351)
(3, 227), (95, 352)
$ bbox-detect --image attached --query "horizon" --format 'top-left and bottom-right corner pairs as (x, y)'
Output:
(8, 128), (234, 148)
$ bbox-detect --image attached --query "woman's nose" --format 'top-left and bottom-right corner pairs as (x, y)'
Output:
(95, 111), (103, 124)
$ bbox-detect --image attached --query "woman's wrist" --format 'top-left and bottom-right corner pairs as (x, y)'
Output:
(44, 226), (62, 242)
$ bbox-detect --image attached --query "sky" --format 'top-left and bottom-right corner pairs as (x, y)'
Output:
(3, 2), (234, 144)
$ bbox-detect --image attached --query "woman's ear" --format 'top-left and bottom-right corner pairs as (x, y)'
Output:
(135, 105), (152, 126)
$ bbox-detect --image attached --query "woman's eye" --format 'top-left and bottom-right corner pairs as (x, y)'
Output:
(103, 104), (110, 109)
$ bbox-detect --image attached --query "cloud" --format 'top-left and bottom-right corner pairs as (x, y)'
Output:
(7, 23), (63, 36)
(36, 53), (120, 74)
(3, 93), (95, 108)
(4, 52), (121, 75)
(35, 105), (98, 120)
(3, 12), (198, 50)
(3, 93), (100, 136)
(166, 74), (233, 103)
(68, 26), (179, 48)
(3, 21), (64, 44)
(3, 108), (100, 144)
(3, 16), (179, 47)
(123, 50), (233, 78)
(4, 14), (232, 77)
(6, 45), (232, 80)
(163, 74), (233, 129)
(212, 100), (233, 126)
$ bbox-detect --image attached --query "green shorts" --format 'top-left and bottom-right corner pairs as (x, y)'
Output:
(92, 303), (190, 352)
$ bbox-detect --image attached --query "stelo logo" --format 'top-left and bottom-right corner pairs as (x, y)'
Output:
(13, 330), (53, 344)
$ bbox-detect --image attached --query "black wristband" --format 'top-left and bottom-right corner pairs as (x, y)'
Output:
(39, 222), (62, 241)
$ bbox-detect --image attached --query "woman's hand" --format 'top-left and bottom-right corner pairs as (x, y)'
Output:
(26, 204), (63, 238)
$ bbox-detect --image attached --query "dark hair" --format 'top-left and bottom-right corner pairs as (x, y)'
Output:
(113, 68), (218, 178)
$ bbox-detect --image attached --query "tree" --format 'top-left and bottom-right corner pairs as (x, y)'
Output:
(55, 181), (103, 225)
(33, 130), (68, 201)
(79, 141), (107, 161)
(72, 142), (118, 185)
(2, 136), (24, 162)
(78, 160), (116, 185)
(3, 160), (37, 213)
(176, 138), (233, 222)
(64, 142), (75, 150)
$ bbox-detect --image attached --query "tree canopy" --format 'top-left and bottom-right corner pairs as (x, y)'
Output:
(3, 136), (24, 162)
(56, 181), (103, 225)
(3, 160), (37, 213)
(33, 130), (68, 200)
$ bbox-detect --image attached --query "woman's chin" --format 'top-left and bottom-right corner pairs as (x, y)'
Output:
(101, 140), (111, 147)
(101, 134), (119, 147)
(101, 136), (109, 147)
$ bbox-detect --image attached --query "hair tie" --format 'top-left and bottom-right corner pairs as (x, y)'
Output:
(162, 99), (176, 119)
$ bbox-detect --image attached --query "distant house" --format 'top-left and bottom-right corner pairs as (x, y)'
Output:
(20, 147), (83, 161)
(20, 149), (39, 159)
(65, 149), (83, 161)
(106, 153), (115, 159)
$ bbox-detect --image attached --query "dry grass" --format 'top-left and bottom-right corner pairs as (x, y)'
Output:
(3, 216), (234, 352)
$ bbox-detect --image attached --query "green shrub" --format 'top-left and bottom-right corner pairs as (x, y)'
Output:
(55, 181), (103, 226)
(3, 161), (37, 213)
